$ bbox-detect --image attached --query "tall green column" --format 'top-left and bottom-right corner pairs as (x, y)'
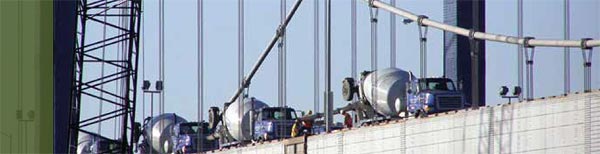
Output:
(0, 0), (53, 153)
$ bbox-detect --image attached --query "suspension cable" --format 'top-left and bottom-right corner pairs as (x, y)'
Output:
(279, 0), (287, 107)
(417, 15), (428, 78)
(581, 38), (593, 92)
(314, 0), (320, 113)
(160, 0), (165, 116)
(564, 0), (570, 94)
(369, 0), (379, 117)
(390, 0), (396, 68)
(469, 29), (479, 108)
(523, 37), (535, 101)
(369, 1), (379, 74)
(197, 0), (204, 150)
(351, 0), (357, 94)
(518, 0), (523, 101)
(98, 0), (108, 135)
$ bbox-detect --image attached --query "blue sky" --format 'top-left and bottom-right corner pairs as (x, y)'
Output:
(80, 0), (600, 138)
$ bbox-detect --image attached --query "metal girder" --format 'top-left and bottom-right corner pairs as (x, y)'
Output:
(68, 0), (142, 153)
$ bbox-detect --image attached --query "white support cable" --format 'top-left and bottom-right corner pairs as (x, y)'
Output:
(197, 0), (204, 151)
(279, 0), (287, 107)
(98, 0), (108, 135)
(351, 0), (357, 92)
(366, 0), (600, 48)
(369, 2), (379, 118)
(517, 0), (523, 101)
(390, 0), (396, 68)
(238, 0), (245, 143)
(351, 0), (358, 127)
(314, 0), (320, 113)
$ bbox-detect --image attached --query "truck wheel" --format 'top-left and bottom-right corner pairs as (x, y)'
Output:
(342, 78), (357, 101)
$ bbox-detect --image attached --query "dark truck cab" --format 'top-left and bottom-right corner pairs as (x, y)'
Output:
(252, 107), (297, 141)
(173, 122), (218, 154)
(407, 77), (466, 117)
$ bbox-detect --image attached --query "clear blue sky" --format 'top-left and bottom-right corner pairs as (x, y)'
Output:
(81, 0), (600, 138)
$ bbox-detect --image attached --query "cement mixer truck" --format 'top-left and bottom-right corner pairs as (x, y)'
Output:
(336, 67), (466, 125)
(207, 97), (298, 148)
(137, 113), (217, 154)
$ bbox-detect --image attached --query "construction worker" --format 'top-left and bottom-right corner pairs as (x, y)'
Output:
(291, 119), (300, 137)
(342, 110), (353, 128)
(302, 110), (314, 134)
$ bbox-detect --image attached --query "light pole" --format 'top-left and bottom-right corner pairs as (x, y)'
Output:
(142, 80), (164, 117)
(141, 80), (163, 154)
(499, 86), (522, 103)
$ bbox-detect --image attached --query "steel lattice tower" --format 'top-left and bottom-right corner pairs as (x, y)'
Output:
(68, 0), (142, 153)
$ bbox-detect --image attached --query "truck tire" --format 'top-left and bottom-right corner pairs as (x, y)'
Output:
(342, 77), (357, 101)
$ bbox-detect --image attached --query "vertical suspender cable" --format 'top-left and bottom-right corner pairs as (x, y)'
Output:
(324, 0), (333, 133)
(159, 0), (165, 116)
(517, 0), (524, 101)
(390, 0), (396, 68)
(197, 0), (204, 151)
(369, 1), (379, 121)
(417, 16), (429, 78)
(581, 38), (593, 92)
(158, 0), (163, 116)
(351, 0), (358, 126)
(98, 0), (108, 135)
(564, 0), (571, 94)
(238, 0), (245, 143)
(351, 0), (357, 93)
(279, 0), (287, 107)
(369, 2), (379, 73)
(524, 37), (535, 100)
(141, 0), (145, 123)
(314, 0), (320, 113)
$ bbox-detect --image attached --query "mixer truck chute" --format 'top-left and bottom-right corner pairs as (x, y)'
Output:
(337, 68), (466, 125)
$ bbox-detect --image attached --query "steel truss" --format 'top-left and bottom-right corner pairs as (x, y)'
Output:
(68, 0), (142, 153)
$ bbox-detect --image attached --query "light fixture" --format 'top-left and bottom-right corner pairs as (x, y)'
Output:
(156, 81), (164, 91)
(499, 86), (509, 96)
(513, 86), (522, 96)
(142, 80), (151, 90)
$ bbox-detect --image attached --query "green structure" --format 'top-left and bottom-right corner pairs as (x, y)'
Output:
(0, 1), (54, 153)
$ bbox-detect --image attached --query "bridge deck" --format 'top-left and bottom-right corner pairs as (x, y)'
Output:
(206, 90), (600, 154)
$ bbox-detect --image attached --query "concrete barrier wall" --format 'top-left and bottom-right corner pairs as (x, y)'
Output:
(209, 91), (600, 154)
(207, 141), (283, 154)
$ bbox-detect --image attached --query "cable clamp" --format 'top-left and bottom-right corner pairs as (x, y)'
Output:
(469, 29), (476, 41)
(581, 38), (593, 50)
(368, 0), (377, 8)
(371, 18), (378, 23)
(523, 37), (535, 48)
(526, 60), (533, 65)
(417, 15), (428, 27)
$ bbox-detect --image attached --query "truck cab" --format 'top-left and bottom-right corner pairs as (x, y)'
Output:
(253, 107), (297, 141)
(407, 77), (465, 117)
(173, 122), (218, 154)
